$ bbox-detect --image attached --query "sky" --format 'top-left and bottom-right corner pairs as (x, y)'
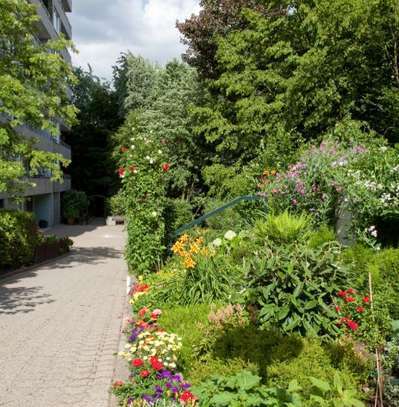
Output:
(69, 0), (200, 82)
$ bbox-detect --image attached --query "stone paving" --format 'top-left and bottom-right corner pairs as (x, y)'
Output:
(0, 220), (127, 407)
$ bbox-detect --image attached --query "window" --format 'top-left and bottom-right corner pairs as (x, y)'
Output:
(0, 199), (4, 209)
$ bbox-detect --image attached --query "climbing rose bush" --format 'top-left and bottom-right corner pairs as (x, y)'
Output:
(116, 113), (173, 275)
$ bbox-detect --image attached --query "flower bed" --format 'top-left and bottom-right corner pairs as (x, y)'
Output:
(111, 213), (397, 406)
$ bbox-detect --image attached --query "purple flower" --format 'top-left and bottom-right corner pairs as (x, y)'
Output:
(155, 385), (163, 394)
(171, 386), (179, 393)
(172, 374), (182, 382)
(182, 383), (191, 390)
(142, 394), (155, 404)
(129, 327), (144, 343)
(165, 382), (172, 389)
(160, 370), (172, 379)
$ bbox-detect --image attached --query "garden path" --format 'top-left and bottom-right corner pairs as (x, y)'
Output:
(0, 220), (127, 407)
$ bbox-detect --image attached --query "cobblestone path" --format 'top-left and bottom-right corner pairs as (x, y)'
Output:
(0, 221), (127, 407)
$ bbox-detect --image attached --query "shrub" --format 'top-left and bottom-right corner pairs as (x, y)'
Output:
(106, 190), (127, 217)
(253, 211), (311, 244)
(116, 113), (170, 275)
(246, 239), (347, 338)
(0, 210), (40, 270)
(62, 190), (89, 221)
(164, 198), (193, 242)
(191, 371), (302, 407)
(262, 132), (399, 246)
(159, 304), (211, 372)
(342, 245), (399, 320)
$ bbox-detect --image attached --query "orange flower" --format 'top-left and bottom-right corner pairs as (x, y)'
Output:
(184, 256), (196, 269)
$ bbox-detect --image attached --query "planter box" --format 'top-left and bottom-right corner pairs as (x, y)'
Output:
(34, 238), (72, 263)
(106, 216), (125, 226)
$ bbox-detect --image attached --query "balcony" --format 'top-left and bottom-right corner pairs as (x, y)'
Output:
(62, 0), (72, 13)
(54, 174), (71, 192)
(54, 140), (72, 160)
(29, 0), (72, 42)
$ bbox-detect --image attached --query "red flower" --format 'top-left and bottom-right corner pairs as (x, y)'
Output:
(345, 296), (355, 303)
(162, 163), (171, 173)
(140, 370), (150, 378)
(346, 288), (356, 294)
(112, 380), (124, 388)
(337, 290), (346, 298)
(335, 306), (341, 312)
(149, 356), (163, 371)
(346, 320), (359, 331)
(180, 391), (196, 403)
(150, 309), (162, 320)
(132, 359), (144, 367)
(138, 307), (148, 317)
(118, 167), (126, 178)
(363, 296), (370, 303)
(356, 306), (365, 313)
(120, 146), (129, 153)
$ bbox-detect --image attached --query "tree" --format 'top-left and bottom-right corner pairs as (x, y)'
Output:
(113, 56), (209, 199)
(113, 53), (158, 119)
(186, 0), (399, 170)
(0, 0), (77, 194)
(65, 67), (122, 211)
(177, 0), (287, 79)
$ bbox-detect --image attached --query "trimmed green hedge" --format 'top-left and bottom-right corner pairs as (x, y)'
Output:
(0, 210), (40, 271)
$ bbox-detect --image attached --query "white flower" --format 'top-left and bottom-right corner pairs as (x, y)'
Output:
(131, 145), (135, 149)
(367, 225), (378, 238)
(151, 211), (158, 217)
(150, 159), (154, 164)
(224, 230), (237, 241)
(212, 238), (222, 247)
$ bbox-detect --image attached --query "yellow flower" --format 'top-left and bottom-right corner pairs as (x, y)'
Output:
(189, 243), (200, 254)
(184, 256), (196, 269)
(180, 234), (189, 243)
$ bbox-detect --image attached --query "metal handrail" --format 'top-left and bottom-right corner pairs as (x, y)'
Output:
(172, 194), (268, 240)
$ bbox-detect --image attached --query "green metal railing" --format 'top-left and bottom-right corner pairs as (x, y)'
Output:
(171, 194), (267, 240)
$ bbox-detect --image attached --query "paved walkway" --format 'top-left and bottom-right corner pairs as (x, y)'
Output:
(0, 220), (127, 407)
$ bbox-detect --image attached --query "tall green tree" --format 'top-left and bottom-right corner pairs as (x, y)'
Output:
(113, 53), (158, 119)
(0, 0), (77, 194)
(181, 0), (399, 169)
(65, 68), (121, 206)
(113, 56), (209, 199)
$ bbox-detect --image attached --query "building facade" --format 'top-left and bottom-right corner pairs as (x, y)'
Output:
(0, 0), (73, 227)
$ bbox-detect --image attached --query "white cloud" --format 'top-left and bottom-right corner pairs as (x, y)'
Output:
(69, 0), (200, 81)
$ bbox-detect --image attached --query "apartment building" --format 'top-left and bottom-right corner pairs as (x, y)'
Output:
(0, 0), (73, 227)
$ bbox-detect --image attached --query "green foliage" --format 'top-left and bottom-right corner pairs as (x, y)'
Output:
(0, 0), (77, 194)
(184, 0), (399, 170)
(262, 133), (399, 246)
(164, 198), (194, 240)
(308, 225), (337, 249)
(253, 211), (311, 244)
(247, 234), (346, 337)
(159, 304), (211, 372)
(62, 190), (89, 221)
(116, 113), (168, 275)
(307, 374), (364, 407)
(343, 245), (399, 320)
(0, 210), (40, 270)
(106, 190), (127, 217)
(192, 371), (302, 407)
(66, 67), (121, 202)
